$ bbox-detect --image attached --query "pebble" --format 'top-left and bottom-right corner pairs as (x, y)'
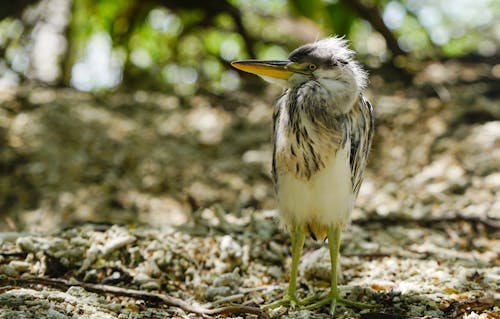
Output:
(213, 270), (240, 288)
(133, 273), (151, 284)
(140, 280), (161, 291)
(101, 236), (136, 255)
(219, 235), (243, 262)
(0, 265), (18, 276)
(8, 260), (31, 273)
(203, 286), (233, 301)
(46, 308), (68, 319)
(267, 265), (283, 279)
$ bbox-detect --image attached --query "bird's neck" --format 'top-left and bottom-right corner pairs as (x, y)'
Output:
(288, 80), (359, 119)
(317, 77), (359, 114)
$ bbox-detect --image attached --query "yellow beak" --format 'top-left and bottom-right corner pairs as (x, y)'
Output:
(231, 60), (295, 79)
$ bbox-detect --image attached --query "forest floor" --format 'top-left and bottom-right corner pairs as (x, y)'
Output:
(0, 59), (499, 318)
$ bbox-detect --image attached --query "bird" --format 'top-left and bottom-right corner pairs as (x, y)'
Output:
(231, 37), (374, 314)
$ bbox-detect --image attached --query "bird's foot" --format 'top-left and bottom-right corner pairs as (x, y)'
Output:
(261, 293), (302, 310)
(302, 291), (377, 315)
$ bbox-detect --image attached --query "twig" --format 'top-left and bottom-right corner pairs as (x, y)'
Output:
(343, 252), (390, 258)
(0, 252), (28, 258)
(1, 276), (269, 319)
(353, 215), (500, 230)
(209, 293), (245, 307)
(0, 285), (17, 293)
(204, 305), (268, 317)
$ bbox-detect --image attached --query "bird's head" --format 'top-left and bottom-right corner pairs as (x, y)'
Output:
(232, 37), (367, 102)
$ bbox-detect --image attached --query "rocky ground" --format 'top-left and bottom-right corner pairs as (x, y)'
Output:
(0, 59), (499, 318)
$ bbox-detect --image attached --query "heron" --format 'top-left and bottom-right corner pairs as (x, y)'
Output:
(231, 37), (375, 314)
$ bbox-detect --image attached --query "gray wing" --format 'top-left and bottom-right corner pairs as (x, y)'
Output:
(271, 90), (286, 185)
(349, 96), (374, 196)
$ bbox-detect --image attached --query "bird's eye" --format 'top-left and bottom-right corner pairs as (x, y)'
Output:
(308, 64), (317, 71)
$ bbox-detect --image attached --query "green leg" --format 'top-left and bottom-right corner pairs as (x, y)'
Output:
(329, 223), (341, 306)
(303, 225), (376, 314)
(262, 225), (305, 310)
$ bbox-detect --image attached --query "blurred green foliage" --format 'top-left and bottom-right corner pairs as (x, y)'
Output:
(0, 0), (498, 94)
(290, 0), (356, 38)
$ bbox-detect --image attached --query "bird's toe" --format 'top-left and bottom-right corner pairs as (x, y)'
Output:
(300, 292), (378, 314)
(261, 294), (301, 311)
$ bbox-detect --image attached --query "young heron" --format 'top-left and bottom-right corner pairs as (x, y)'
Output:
(232, 37), (374, 314)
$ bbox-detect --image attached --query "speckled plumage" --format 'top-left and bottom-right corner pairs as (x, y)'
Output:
(231, 37), (376, 312)
(271, 38), (374, 239)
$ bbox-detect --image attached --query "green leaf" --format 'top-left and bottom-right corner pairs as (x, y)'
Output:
(289, 0), (323, 19)
(324, 3), (356, 36)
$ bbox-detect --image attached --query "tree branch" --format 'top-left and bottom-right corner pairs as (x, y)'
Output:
(339, 0), (405, 56)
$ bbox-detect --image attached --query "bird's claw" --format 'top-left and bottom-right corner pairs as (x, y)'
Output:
(262, 292), (377, 314)
(261, 293), (301, 310)
(302, 292), (378, 315)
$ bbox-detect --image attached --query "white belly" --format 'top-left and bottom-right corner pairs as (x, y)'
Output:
(276, 145), (354, 233)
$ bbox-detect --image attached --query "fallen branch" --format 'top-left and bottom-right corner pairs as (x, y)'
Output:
(353, 215), (500, 230)
(1, 276), (269, 319)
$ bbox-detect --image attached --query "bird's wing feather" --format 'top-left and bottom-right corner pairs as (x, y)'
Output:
(349, 96), (374, 196)
(271, 91), (286, 185)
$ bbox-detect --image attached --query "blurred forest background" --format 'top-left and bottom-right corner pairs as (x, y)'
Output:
(1, 0), (499, 92)
(0, 0), (498, 231)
